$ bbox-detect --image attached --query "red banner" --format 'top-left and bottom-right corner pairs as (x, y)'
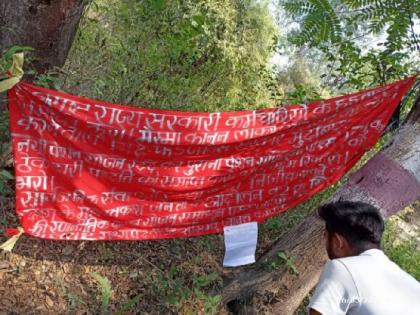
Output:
(7, 77), (416, 240)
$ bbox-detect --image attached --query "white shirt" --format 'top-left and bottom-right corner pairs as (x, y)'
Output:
(308, 249), (420, 315)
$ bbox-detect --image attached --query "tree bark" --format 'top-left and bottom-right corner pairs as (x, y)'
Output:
(222, 92), (420, 314)
(0, 0), (86, 72)
(0, 0), (86, 110)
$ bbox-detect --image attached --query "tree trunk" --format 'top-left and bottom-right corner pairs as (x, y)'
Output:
(222, 93), (420, 314)
(0, 0), (86, 72)
(0, 0), (86, 109)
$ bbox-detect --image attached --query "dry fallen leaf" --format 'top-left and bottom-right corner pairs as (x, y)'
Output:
(45, 295), (54, 308)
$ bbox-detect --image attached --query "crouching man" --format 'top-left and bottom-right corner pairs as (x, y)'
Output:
(308, 201), (420, 315)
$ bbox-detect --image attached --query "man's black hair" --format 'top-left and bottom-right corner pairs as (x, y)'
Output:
(318, 201), (384, 254)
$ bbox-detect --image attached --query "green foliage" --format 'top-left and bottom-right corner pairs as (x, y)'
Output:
(59, 0), (278, 111)
(0, 110), (10, 147)
(343, 0), (420, 51)
(266, 251), (299, 274)
(114, 295), (142, 315)
(284, 0), (342, 46)
(193, 272), (221, 288)
(97, 244), (114, 262)
(282, 0), (419, 90)
(0, 49), (14, 159)
(0, 104), (14, 195)
(0, 169), (13, 180)
(55, 277), (87, 310)
(203, 294), (222, 315)
(284, 83), (322, 103)
(0, 169), (14, 195)
(0, 47), (34, 198)
(33, 71), (63, 90)
(0, 45), (34, 71)
(193, 272), (222, 315)
(382, 220), (420, 281)
(328, 47), (412, 89)
(152, 266), (222, 314)
(284, 0), (419, 52)
(91, 272), (141, 314)
(1, 46), (37, 188)
(58, 274), (139, 314)
(197, 235), (215, 251)
(92, 273), (112, 314)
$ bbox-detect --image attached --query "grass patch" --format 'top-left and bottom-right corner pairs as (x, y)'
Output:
(382, 220), (420, 281)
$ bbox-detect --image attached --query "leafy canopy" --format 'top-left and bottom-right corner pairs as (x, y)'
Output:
(60, 0), (278, 111)
(282, 0), (420, 89)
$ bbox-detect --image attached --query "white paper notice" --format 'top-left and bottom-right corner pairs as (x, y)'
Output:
(223, 222), (258, 267)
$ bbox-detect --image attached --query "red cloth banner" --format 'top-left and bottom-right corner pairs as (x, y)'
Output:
(8, 77), (416, 240)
